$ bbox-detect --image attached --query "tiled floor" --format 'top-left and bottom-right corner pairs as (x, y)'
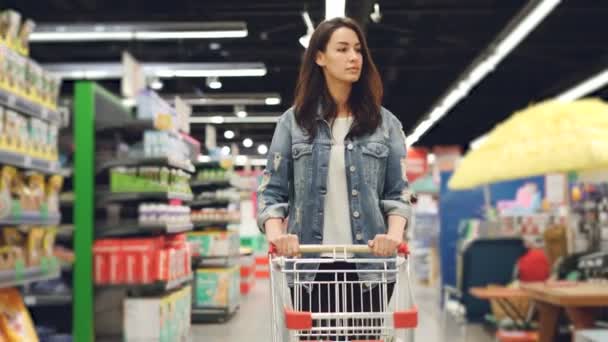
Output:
(191, 280), (494, 341)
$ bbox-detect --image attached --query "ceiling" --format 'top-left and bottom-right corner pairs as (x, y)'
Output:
(8, 0), (608, 154)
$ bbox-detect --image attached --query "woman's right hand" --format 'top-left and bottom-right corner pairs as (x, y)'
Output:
(269, 234), (300, 257)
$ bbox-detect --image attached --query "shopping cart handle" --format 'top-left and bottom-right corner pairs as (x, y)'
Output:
(269, 243), (410, 256)
(397, 242), (410, 255)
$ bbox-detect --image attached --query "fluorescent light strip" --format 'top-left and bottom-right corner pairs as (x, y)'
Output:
(190, 116), (280, 124)
(406, 0), (561, 147)
(43, 62), (267, 80)
(30, 23), (248, 42)
(30, 31), (134, 42)
(135, 30), (247, 40)
(556, 68), (608, 102)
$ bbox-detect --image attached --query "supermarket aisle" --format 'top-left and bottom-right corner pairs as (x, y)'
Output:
(191, 280), (494, 341)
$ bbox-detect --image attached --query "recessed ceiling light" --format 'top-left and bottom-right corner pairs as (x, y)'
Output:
(224, 130), (235, 139)
(243, 138), (253, 148)
(257, 144), (268, 155)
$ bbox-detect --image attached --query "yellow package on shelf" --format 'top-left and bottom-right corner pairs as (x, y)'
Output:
(0, 288), (39, 342)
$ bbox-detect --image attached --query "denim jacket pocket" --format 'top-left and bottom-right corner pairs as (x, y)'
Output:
(292, 143), (314, 196)
(361, 142), (389, 191)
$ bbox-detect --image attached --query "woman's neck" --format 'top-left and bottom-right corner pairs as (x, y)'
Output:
(325, 77), (352, 118)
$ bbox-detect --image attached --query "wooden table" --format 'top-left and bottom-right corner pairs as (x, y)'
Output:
(521, 282), (608, 342)
(470, 286), (532, 329)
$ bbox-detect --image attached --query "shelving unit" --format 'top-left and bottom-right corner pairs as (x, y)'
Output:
(0, 213), (61, 226)
(97, 156), (195, 174)
(0, 87), (62, 125)
(23, 293), (73, 307)
(73, 81), (197, 341)
(96, 191), (194, 205)
(95, 221), (194, 238)
(96, 274), (193, 295)
(0, 262), (61, 288)
(189, 159), (242, 323)
(0, 38), (67, 339)
(0, 149), (60, 174)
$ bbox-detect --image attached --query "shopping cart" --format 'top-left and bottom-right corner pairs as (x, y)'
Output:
(269, 244), (418, 342)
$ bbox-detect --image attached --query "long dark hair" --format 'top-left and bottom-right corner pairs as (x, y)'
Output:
(294, 17), (383, 139)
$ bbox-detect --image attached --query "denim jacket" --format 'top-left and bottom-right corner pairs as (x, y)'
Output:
(257, 106), (413, 283)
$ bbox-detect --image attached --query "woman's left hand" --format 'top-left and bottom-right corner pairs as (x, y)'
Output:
(368, 233), (402, 257)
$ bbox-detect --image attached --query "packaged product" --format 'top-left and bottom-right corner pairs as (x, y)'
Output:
(2, 227), (24, 246)
(42, 228), (57, 258)
(26, 173), (45, 212)
(194, 266), (239, 308)
(0, 166), (16, 220)
(187, 230), (239, 257)
(0, 44), (7, 86)
(0, 10), (21, 45)
(46, 175), (63, 213)
(48, 73), (61, 107)
(0, 246), (21, 271)
(48, 124), (59, 153)
(13, 51), (26, 94)
(4, 110), (19, 145)
(26, 228), (45, 266)
(0, 288), (39, 342)
(0, 106), (4, 136)
(16, 19), (35, 55)
(4, 49), (18, 90)
(25, 59), (42, 98)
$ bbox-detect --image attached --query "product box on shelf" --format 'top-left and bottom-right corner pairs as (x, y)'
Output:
(124, 285), (192, 342)
(94, 234), (191, 286)
(0, 288), (39, 342)
(187, 230), (239, 258)
(136, 90), (177, 132)
(240, 248), (255, 295)
(93, 239), (124, 284)
(194, 266), (239, 309)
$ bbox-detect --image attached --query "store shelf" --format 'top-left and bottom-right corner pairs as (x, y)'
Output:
(192, 255), (239, 268)
(96, 274), (193, 294)
(0, 213), (62, 226)
(0, 87), (62, 124)
(23, 293), (72, 307)
(190, 180), (231, 189)
(96, 118), (154, 133)
(191, 304), (239, 323)
(95, 221), (194, 238)
(97, 191), (193, 205)
(97, 156), (195, 174)
(190, 198), (231, 208)
(0, 264), (61, 289)
(192, 221), (237, 230)
(0, 149), (60, 174)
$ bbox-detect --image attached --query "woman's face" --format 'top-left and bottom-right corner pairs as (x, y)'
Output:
(316, 27), (363, 84)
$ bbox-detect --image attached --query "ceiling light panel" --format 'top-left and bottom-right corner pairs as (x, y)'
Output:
(30, 22), (248, 42)
(43, 62), (267, 80)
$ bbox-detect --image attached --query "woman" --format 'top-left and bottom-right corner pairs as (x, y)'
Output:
(257, 17), (413, 339)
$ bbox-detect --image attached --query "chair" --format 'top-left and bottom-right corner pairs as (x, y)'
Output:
(442, 238), (527, 339)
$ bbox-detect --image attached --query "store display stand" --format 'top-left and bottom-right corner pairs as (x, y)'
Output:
(73, 81), (196, 341)
(189, 160), (242, 323)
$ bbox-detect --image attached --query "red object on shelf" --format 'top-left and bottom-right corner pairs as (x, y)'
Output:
(93, 239), (124, 284)
(255, 256), (269, 265)
(496, 330), (538, 342)
(94, 235), (191, 285)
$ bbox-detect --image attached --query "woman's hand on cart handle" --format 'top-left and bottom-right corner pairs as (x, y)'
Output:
(368, 233), (404, 257)
(268, 234), (300, 257)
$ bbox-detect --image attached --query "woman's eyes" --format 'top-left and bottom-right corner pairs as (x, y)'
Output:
(337, 48), (362, 53)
